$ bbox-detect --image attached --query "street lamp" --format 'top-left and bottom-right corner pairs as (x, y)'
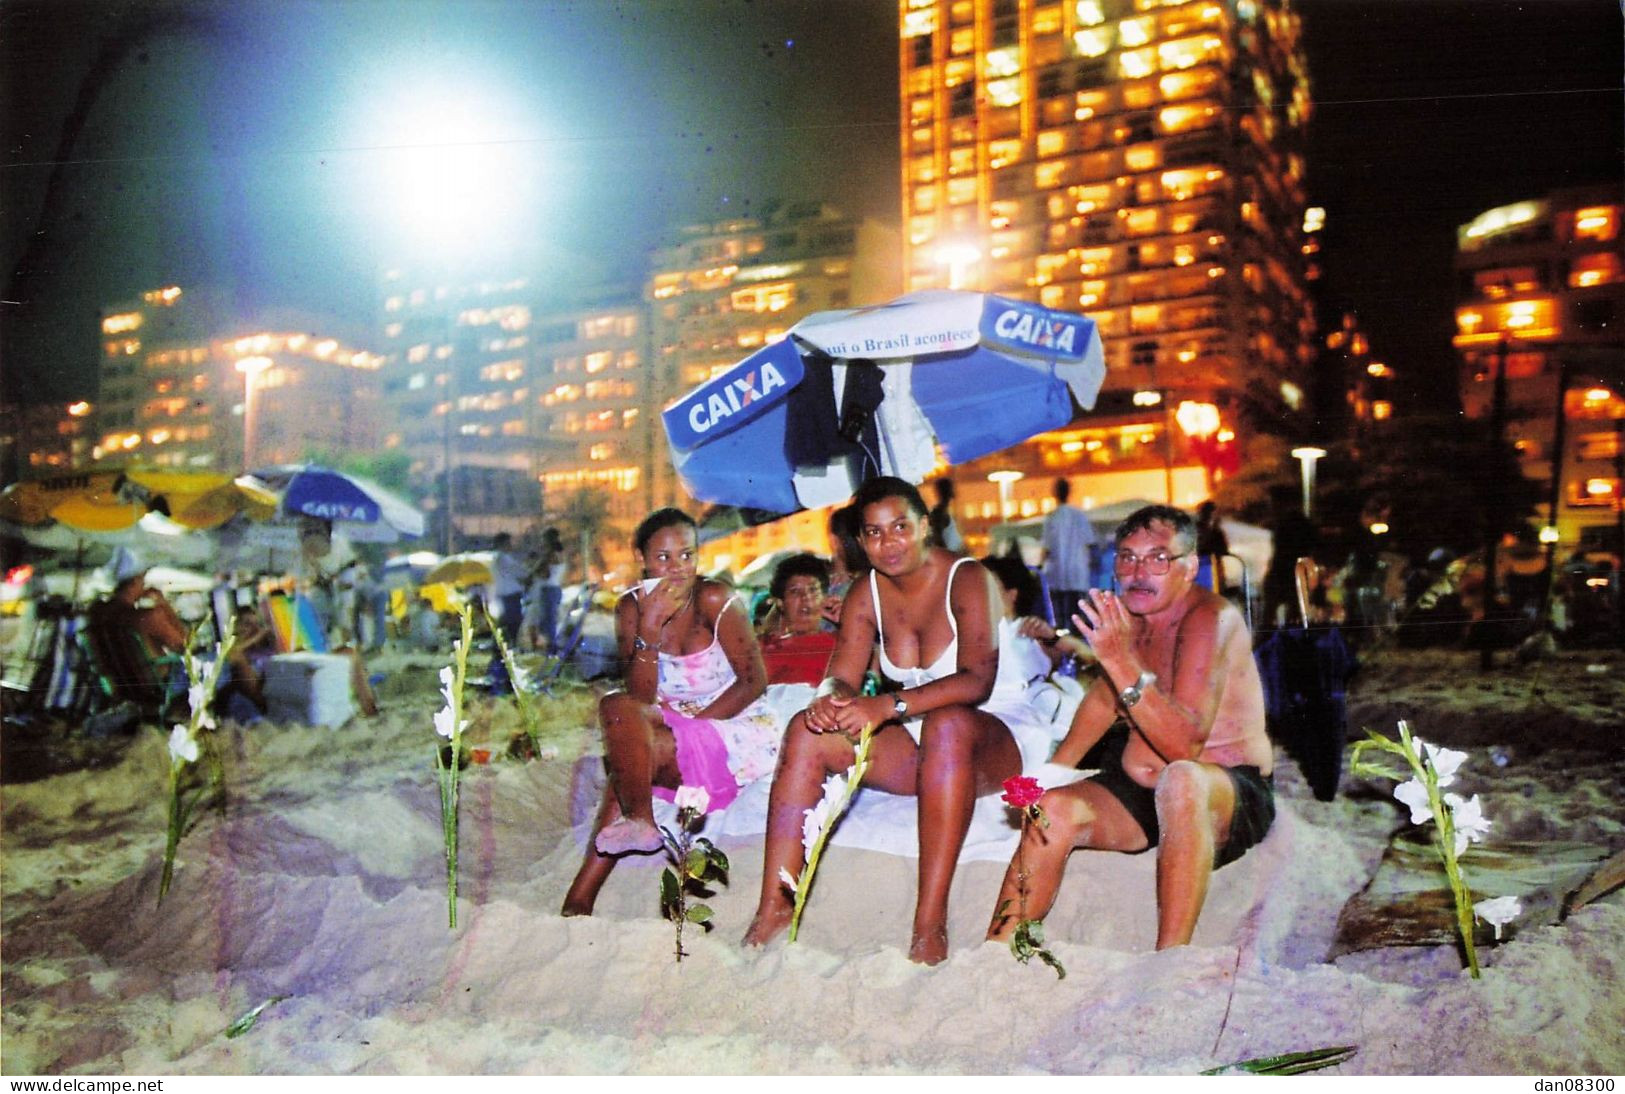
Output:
(935, 242), (982, 291)
(1291, 446), (1327, 519)
(235, 355), (272, 468)
(988, 469), (1024, 522)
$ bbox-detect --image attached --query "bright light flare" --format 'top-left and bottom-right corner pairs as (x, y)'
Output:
(353, 71), (547, 261)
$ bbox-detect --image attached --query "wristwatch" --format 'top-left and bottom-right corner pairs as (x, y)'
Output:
(632, 634), (651, 652)
(1118, 670), (1157, 709)
(893, 695), (909, 718)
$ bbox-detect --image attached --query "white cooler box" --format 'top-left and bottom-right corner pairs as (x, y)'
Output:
(263, 652), (355, 728)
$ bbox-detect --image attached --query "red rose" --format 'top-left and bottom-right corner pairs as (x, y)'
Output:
(1001, 775), (1043, 809)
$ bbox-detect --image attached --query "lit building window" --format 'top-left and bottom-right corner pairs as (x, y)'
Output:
(1119, 47), (1154, 78)
(1372, 401), (1392, 421)
(1124, 144), (1161, 171)
(989, 138), (1023, 167)
(947, 177), (979, 204)
(1571, 206), (1617, 242)
(102, 312), (143, 334)
(1119, 16), (1153, 46)
(1075, 0), (1105, 26)
(1160, 36), (1221, 70)
(986, 46), (1020, 77)
(1569, 252), (1621, 288)
(987, 77), (1021, 107)
(1074, 28), (1111, 57)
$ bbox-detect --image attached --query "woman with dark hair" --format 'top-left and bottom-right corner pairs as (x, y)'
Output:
(742, 477), (1045, 964)
(562, 507), (776, 916)
(759, 553), (837, 686)
(822, 502), (869, 627)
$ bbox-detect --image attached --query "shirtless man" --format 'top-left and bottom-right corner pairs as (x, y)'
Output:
(986, 504), (1273, 950)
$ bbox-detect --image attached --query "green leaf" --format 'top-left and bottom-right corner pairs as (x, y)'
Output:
(686, 904), (714, 924)
(1201, 1046), (1359, 1075)
(685, 847), (710, 880)
(699, 841), (730, 874)
(224, 995), (290, 1039)
(659, 867), (680, 918)
(1037, 948), (1067, 980)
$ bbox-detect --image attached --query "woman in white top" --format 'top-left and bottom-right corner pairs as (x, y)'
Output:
(742, 476), (1024, 965)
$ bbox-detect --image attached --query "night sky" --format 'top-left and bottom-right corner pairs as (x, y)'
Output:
(3, 0), (1620, 410)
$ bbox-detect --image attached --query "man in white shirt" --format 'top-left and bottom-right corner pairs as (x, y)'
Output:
(1040, 477), (1096, 626)
(490, 532), (528, 647)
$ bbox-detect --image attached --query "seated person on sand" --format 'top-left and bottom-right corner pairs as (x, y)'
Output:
(758, 553), (838, 687)
(743, 477), (1056, 965)
(986, 504), (1274, 951)
(562, 507), (779, 915)
(980, 554), (1095, 678)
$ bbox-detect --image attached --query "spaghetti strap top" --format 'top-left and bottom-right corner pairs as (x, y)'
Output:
(870, 557), (972, 688)
(655, 592), (740, 708)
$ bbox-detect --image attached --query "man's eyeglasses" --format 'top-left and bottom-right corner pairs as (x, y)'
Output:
(1113, 549), (1190, 576)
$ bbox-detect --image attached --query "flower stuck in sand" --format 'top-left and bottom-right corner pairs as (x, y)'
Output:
(781, 724), (877, 943)
(432, 607), (474, 929)
(998, 775), (1065, 979)
(1351, 719), (1509, 978)
(659, 785), (729, 962)
(157, 628), (236, 904)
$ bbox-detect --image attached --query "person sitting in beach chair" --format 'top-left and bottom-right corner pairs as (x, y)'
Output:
(83, 549), (190, 719)
(757, 553), (838, 687)
(561, 508), (779, 916)
(985, 504), (1274, 951)
(743, 477), (1055, 965)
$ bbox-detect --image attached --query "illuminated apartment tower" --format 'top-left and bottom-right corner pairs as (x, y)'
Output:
(1453, 185), (1625, 548)
(644, 203), (901, 569)
(898, 0), (1316, 532)
(530, 298), (652, 572)
(377, 269), (542, 546)
(96, 286), (381, 470)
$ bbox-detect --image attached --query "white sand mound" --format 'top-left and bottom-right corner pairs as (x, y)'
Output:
(4, 669), (1624, 1075)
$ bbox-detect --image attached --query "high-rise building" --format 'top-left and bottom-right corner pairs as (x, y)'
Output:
(1453, 184), (1625, 549)
(94, 286), (381, 471)
(531, 297), (652, 572)
(3, 400), (97, 476)
(376, 268), (542, 546)
(644, 203), (901, 573)
(897, 0), (1317, 540)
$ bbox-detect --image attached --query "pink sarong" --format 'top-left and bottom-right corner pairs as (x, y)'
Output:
(649, 707), (739, 812)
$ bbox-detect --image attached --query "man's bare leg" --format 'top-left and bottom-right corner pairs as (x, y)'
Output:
(1152, 760), (1235, 949)
(911, 707), (1019, 964)
(593, 693), (669, 855)
(743, 717), (917, 948)
(986, 781), (1150, 941)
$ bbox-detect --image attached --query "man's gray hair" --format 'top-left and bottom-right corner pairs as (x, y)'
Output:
(1113, 504), (1196, 555)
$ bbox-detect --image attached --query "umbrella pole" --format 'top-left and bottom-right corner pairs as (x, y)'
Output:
(71, 539), (85, 603)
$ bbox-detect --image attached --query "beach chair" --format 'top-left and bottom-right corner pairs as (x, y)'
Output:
(538, 582), (603, 696)
(81, 600), (186, 724)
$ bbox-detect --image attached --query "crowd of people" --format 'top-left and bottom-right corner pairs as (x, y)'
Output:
(564, 479), (1277, 965)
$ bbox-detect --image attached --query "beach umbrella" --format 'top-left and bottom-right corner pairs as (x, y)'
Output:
(244, 464), (426, 543)
(422, 552), (498, 588)
(381, 550), (443, 588)
(662, 290), (1106, 515)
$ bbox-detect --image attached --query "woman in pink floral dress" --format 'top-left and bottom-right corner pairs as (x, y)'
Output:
(562, 508), (777, 916)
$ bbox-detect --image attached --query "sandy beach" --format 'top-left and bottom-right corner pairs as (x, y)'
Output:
(2, 644), (1622, 1075)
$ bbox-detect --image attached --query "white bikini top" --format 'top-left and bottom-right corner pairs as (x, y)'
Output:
(869, 557), (972, 688)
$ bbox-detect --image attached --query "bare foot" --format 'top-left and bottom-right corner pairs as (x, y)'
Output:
(560, 899), (593, 917)
(593, 817), (664, 855)
(908, 924), (949, 966)
(742, 905), (792, 949)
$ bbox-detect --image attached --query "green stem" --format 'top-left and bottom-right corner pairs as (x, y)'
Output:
(158, 763), (183, 904)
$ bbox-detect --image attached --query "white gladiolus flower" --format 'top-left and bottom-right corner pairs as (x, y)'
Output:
(433, 705), (465, 740)
(168, 724), (199, 764)
(674, 785), (710, 815)
(1423, 741), (1467, 787)
(1393, 777), (1432, 825)
(779, 867), (799, 892)
(801, 797), (833, 857)
(1473, 895), (1522, 940)
(1446, 792), (1491, 855)
(822, 771), (849, 803)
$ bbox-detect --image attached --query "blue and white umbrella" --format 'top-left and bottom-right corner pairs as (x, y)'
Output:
(244, 464), (426, 543)
(662, 290), (1106, 514)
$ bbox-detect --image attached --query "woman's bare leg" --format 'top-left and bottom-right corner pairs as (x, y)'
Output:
(593, 692), (672, 855)
(561, 791), (622, 915)
(911, 706), (1020, 964)
(986, 781), (1150, 941)
(743, 716), (917, 947)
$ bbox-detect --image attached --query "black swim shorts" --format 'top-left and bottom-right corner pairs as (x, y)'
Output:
(1081, 721), (1276, 870)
